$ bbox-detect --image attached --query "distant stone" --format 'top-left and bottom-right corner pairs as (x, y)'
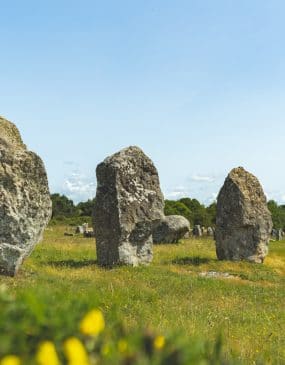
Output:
(0, 116), (52, 276)
(82, 223), (89, 233)
(183, 232), (190, 239)
(193, 225), (202, 237)
(199, 271), (237, 280)
(277, 229), (283, 241)
(93, 146), (164, 266)
(271, 229), (277, 240)
(207, 227), (214, 236)
(84, 228), (94, 238)
(75, 226), (84, 234)
(153, 215), (190, 244)
(215, 167), (272, 263)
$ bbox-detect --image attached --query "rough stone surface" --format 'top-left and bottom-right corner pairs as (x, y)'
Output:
(153, 215), (190, 244)
(215, 167), (272, 263)
(193, 225), (202, 237)
(277, 229), (283, 241)
(207, 227), (214, 236)
(0, 117), (52, 276)
(93, 146), (165, 267)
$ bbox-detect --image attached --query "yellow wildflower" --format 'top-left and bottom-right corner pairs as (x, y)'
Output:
(154, 336), (165, 350)
(36, 341), (61, 365)
(118, 339), (128, 354)
(80, 309), (105, 336)
(0, 356), (21, 365)
(64, 337), (90, 365)
(101, 344), (111, 357)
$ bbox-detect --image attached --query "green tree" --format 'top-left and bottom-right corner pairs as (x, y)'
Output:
(77, 199), (96, 216)
(164, 200), (193, 223)
(179, 198), (209, 226)
(206, 202), (217, 226)
(51, 194), (78, 218)
(267, 200), (285, 229)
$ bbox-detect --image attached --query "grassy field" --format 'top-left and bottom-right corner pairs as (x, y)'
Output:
(0, 226), (284, 364)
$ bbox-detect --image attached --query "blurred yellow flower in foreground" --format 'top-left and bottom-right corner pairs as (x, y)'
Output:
(64, 337), (90, 365)
(101, 344), (111, 357)
(36, 341), (61, 365)
(154, 336), (165, 350)
(80, 309), (105, 336)
(118, 339), (128, 354)
(0, 356), (21, 365)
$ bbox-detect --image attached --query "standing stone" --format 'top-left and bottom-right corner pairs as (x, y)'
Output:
(215, 167), (272, 263)
(0, 117), (52, 276)
(93, 146), (164, 267)
(75, 226), (84, 234)
(153, 215), (190, 244)
(207, 227), (214, 236)
(271, 229), (277, 240)
(277, 229), (283, 241)
(193, 225), (202, 237)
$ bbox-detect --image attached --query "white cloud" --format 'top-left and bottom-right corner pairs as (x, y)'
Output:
(204, 192), (218, 204)
(264, 190), (285, 204)
(61, 172), (96, 203)
(164, 185), (192, 200)
(63, 160), (78, 167)
(190, 174), (215, 183)
(166, 191), (188, 199)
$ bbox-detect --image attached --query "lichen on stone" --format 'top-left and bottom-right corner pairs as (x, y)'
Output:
(215, 167), (273, 263)
(0, 116), (52, 276)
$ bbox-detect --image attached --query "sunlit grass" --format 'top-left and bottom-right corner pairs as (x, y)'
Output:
(1, 225), (284, 364)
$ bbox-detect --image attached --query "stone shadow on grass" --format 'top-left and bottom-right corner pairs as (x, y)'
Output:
(172, 256), (212, 266)
(47, 259), (97, 269)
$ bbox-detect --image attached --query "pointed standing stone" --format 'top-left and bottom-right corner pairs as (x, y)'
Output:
(215, 167), (272, 263)
(0, 117), (52, 276)
(93, 146), (164, 267)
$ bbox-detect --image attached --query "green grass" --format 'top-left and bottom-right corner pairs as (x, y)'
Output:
(1, 226), (284, 364)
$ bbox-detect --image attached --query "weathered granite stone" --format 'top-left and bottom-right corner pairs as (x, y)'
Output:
(193, 225), (202, 237)
(277, 229), (283, 241)
(93, 146), (165, 267)
(153, 215), (190, 244)
(207, 227), (214, 236)
(215, 167), (272, 263)
(271, 229), (278, 240)
(0, 116), (52, 276)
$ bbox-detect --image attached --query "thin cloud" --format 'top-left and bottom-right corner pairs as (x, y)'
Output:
(164, 185), (192, 200)
(190, 174), (215, 183)
(166, 191), (188, 199)
(205, 192), (218, 204)
(264, 190), (285, 204)
(63, 160), (78, 167)
(61, 172), (96, 203)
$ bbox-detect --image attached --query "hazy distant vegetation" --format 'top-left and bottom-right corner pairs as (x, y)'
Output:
(50, 194), (95, 225)
(51, 194), (285, 229)
(267, 200), (285, 229)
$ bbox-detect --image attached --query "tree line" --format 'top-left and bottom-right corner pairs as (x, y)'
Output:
(50, 194), (285, 229)
(50, 194), (95, 225)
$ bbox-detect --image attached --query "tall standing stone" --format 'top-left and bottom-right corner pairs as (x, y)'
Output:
(215, 167), (272, 263)
(93, 146), (164, 267)
(0, 117), (52, 276)
(193, 225), (202, 237)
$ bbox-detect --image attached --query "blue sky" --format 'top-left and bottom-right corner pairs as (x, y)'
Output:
(1, 0), (285, 204)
